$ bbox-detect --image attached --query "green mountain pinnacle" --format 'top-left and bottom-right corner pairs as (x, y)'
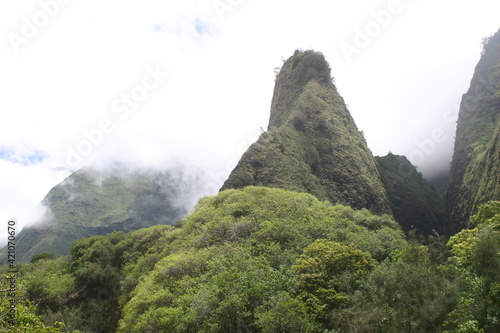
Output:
(222, 50), (392, 215)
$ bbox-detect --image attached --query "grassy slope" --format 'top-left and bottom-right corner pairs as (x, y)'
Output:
(222, 50), (391, 215)
(446, 29), (500, 233)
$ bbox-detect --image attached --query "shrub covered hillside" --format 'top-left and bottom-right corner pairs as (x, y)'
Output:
(117, 187), (404, 332)
(2, 187), (406, 332)
(4, 188), (500, 332)
(221, 50), (392, 216)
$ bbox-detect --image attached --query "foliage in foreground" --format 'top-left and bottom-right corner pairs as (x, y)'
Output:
(4, 188), (500, 332)
(0, 273), (66, 332)
(444, 201), (500, 333)
(118, 186), (405, 332)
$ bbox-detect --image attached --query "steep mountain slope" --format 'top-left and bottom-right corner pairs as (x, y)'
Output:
(446, 29), (500, 233)
(2, 165), (203, 262)
(222, 50), (391, 215)
(376, 153), (446, 235)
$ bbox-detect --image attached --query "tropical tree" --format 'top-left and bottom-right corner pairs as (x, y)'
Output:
(444, 201), (500, 333)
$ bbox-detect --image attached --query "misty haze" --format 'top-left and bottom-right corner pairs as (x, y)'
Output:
(0, 1), (499, 332)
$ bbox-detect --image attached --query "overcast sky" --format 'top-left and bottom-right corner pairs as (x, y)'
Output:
(1, 0), (499, 239)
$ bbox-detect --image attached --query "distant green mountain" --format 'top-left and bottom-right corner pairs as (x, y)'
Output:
(376, 153), (446, 235)
(446, 29), (500, 233)
(222, 50), (392, 215)
(2, 165), (202, 262)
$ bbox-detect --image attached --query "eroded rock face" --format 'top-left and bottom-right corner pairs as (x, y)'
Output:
(446, 29), (500, 233)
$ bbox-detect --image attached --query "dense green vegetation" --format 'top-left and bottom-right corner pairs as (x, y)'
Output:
(444, 201), (500, 332)
(2, 188), (499, 332)
(446, 28), (500, 233)
(1, 39), (498, 332)
(4, 186), (404, 332)
(1, 165), (201, 262)
(0, 273), (66, 332)
(376, 153), (446, 235)
(222, 50), (392, 216)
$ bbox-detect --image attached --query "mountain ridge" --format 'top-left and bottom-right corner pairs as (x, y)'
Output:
(376, 153), (446, 235)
